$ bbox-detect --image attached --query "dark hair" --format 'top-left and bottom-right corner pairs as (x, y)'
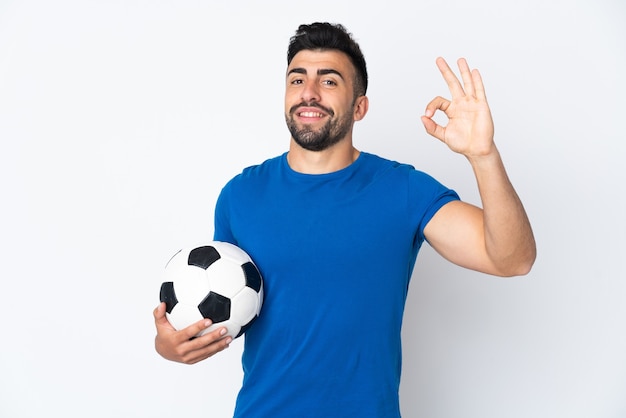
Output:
(287, 22), (368, 97)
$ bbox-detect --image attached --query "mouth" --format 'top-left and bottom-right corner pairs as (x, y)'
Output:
(297, 110), (325, 118)
(290, 103), (333, 122)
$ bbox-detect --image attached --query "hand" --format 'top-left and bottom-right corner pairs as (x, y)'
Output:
(421, 57), (495, 159)
(153, 302), (232, 364)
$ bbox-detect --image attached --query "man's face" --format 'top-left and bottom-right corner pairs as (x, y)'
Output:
(285, 49), (358, 152)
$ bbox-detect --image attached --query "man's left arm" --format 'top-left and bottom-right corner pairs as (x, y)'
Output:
(421, 57), (536, 277)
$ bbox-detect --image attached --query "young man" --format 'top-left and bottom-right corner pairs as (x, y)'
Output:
(154, 22), (536, 417)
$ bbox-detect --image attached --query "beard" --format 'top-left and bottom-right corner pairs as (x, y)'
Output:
(285, 102), (353, 152)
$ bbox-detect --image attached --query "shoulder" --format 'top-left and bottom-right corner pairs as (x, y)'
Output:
(359, 152), (442, 185)
(216, 154), (285, 207)
(362, 151), (459, 206)
(359, 152), (406, 168)
(241, 153), (284, 176)
(357, 152), (414, 178)
(225, 153), (285, 186)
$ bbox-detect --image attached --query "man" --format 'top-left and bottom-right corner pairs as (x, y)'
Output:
(154, 22), (536, 417)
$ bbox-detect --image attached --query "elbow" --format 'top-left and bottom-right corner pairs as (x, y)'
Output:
(508, 258), (535, 277)
(495, 246), (537, 277)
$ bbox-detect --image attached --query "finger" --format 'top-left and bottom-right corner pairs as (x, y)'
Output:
(471, 68), (487, 101)
(421, 115), (445, 141)
(184, 327), (233, 364)
(153, 302), (167, 322)
(436, 57), (465, 98)
(457, 58), (475, 97)
(422, 96), (450, 141)
(180, 318), (215, 341)
(154, 304), (180, 337)
(192, 325), (231, 347)
(424, 95), (450, 118)
(185, 337), (233, 364)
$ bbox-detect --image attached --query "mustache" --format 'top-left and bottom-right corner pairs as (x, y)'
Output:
(289, 102), (334, 117)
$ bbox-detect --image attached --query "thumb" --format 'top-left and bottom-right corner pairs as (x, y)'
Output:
(153, 302), (169, 325)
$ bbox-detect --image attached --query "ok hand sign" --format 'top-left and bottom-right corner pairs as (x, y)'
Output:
(421, 57), (495, 160)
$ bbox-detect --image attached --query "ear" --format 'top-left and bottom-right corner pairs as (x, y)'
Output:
(353, 95), (369, 121)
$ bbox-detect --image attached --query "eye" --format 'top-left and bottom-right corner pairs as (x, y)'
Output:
(322, 79), (337, 86)
(290, 78), (303, 85)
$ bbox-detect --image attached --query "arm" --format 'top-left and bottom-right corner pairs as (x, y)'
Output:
(153, 302), (232, 364)
(421, 57), (536, 277)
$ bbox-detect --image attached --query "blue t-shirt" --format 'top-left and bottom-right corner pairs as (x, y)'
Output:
(214, 152), (459, 417)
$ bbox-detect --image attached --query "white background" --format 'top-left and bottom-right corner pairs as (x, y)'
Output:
(1, 1), (625, 417)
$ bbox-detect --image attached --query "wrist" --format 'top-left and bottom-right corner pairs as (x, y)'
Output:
(465, 144), (500, 167)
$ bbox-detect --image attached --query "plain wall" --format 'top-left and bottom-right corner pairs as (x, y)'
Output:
(1, 1), (625, 417)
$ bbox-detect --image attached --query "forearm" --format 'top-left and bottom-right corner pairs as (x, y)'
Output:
(468, 147), (536, 276)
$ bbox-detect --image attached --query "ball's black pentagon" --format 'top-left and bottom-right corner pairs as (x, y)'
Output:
(188, 246), (220, 270)
(198, 291), (231, 323)
(159, 282), (178, 314)
(241, 262), (262, 292)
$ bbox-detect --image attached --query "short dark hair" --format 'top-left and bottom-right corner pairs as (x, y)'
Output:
(287, 22), (368, 97)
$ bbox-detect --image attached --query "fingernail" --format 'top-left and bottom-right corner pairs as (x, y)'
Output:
(204, 320), (212, 327)
(220, 328), (227, 336)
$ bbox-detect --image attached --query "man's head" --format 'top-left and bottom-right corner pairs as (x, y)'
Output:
(285, 23), (369, 152)
(287, 22), (368, 99)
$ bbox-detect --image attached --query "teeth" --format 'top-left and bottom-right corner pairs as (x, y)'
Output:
(299, 111), (324, 118)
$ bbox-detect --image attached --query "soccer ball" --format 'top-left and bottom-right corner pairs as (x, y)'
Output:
(159, 241), (263, 339)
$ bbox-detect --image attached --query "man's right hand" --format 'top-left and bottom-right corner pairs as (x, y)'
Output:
(153, 302), (233, 364)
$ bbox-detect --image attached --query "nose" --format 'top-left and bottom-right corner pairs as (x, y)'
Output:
(301, 81), (321, 103)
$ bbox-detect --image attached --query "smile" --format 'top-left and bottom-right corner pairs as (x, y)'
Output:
(298, 111), (325, 118)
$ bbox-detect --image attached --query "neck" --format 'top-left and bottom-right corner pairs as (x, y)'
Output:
(287, 140), (360, 174)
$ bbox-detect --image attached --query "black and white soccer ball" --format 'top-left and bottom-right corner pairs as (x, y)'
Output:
(159, 241), (263, 339)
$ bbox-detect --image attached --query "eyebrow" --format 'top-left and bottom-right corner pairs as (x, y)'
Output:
(287, 67), (345, 80)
